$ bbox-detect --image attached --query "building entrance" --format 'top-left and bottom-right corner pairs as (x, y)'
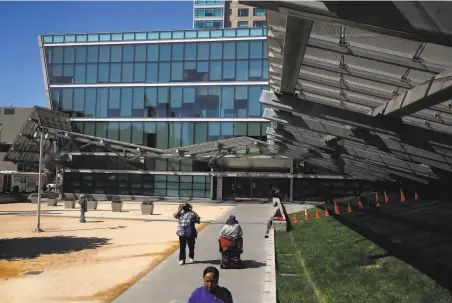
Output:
(222, 177), (289, 200)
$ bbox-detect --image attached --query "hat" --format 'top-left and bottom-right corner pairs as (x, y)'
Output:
(228, 215), (236, 221)
(80, 194), (85, 198)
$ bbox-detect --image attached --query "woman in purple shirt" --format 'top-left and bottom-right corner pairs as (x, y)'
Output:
(188, 266), (233, 303)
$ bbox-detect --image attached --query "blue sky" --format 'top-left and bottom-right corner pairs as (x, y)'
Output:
(0, 1), (193, 108)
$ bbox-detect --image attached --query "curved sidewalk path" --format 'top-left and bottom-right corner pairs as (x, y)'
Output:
(112, 203), (274, 303)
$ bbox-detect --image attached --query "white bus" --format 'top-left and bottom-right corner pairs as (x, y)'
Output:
(0, 171), (48, 193)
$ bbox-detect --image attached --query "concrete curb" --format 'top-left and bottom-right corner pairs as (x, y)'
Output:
(263, 228), (277, 303)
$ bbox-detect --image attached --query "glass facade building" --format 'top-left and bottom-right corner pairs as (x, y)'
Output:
(40, 28), (271, 198)
(193, 0), (225, 29)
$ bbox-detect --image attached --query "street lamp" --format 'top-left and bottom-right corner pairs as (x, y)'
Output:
(33, 127), (50, 232)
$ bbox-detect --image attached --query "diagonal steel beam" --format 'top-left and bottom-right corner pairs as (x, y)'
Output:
(279, 15), (313, 94)
(370, 69), (452, 117)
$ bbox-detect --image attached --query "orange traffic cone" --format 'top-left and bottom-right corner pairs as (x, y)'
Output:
(304, 208), (310, 221)
(315, 208), (321, 219)
(414, 192), (419, 200)
(334, 201), (340, 214)
(358, 199), (363, 208)
(347, 203), (352, 213)
(324, 206), (330, 217)
(375, 193), (381, 207)
(400, 189), (406, 203)
(293, 213), (299, 223)
(384, 191), (389, 203)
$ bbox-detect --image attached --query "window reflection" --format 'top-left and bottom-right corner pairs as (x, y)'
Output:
(50, 85), (268, 118)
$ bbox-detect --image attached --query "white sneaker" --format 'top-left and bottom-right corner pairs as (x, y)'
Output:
(179, 260), (185, 266)
(187, 258), (195, 264)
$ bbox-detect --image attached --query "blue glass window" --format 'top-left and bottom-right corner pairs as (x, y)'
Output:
(146, 63), (158, 82)
(63, 47), (75, 63)
(74, 65), (86, 83)
(121, 88), (132, 116)
(197, 43), (209, 60)
(110, 64), (121, 83)
(87, 46), (98, 63)
(97, 88), (108, 117)
(238, 21), (249, 28)
(249, 60), (262, 79)
(236, 61), (249, 81)
(159, 44), (171, 61)
(263, 60), (268, 80)
(147, 45), (159, 61)
(109, 88), (121, 115)
(52, 47), (63, 64)
(248, 86), (262, 116)
(122, 63), (133, 82)
(171, 62), (183, 81)
(250, 41), (263, 59)
(185, 43), (196, 60)
(158, 87), (169, 104)
(159, 62), (170, 82)
(98, 46), (110, 63)
(85, 88), (96, 117)
(235, 87), (248, 117)
(223, 42), (235, 59)
(135, 45), (146, 61)
(98, 64), (110, 82)
(170, 87), (183, 108)
(210, 42), (222, 60)
(237, 41), (249, 59)
(61, 88), (73, 111)
(253, 8), (265, 16)
(134, 63), (145, 82)
(209, 61), (221, 80)
(222, 61), (235, 80)
(63, 65), (74, 78)
(86, 64), (98, 84)
(172, 44), (184, 60)
(74, 89), (84, 114)
(111, 46), (122, 62)
(123, 45), (134, 62)
(221, 87), (234, 117)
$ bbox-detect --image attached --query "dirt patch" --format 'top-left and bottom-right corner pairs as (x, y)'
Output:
(0, 204), (231, 303)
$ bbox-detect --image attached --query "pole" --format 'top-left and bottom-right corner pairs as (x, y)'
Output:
(36, 130), (43, 232)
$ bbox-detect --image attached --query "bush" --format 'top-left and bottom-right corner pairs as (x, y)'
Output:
(112, 200), (122, 203)
(142, 199), (154, 205)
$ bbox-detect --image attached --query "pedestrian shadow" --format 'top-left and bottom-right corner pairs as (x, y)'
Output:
(0, 236), (111, 260)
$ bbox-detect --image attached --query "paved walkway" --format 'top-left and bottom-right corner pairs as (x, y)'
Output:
(112, 204), (274, 303)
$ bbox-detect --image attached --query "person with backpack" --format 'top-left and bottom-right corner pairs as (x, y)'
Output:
(174, 202), (201, 265)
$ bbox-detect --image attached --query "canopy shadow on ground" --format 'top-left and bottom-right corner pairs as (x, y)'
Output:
(193, 259), (266, 269)
(326, 198), (452, 292)
(0, 236), (111, 260)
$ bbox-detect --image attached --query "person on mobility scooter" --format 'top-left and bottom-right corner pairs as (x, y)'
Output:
(219, 215), (243, 269)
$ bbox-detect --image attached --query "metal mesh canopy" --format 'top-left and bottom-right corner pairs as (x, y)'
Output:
(4, 107), (71, 164)
(4, 107), (275, 165)
(3, 106), (165, 165)
(240, 0), (452, 183)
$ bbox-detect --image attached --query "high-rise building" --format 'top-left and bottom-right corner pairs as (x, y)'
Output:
(193, 0), (226, 29)
(224, 1), (266, 29)
(39, 27), (280, 199)
(194, 0), (266, 29)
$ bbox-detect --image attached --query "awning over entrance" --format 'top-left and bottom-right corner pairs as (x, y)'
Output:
(240, 0), (452, 184)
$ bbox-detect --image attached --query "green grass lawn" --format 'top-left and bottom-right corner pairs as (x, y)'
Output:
(275, 208), (452, 303)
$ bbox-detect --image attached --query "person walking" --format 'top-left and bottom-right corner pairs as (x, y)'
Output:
(188, 266), (233, 303)
(78, 194), (88, 223)
(174, 202), (201, 265)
